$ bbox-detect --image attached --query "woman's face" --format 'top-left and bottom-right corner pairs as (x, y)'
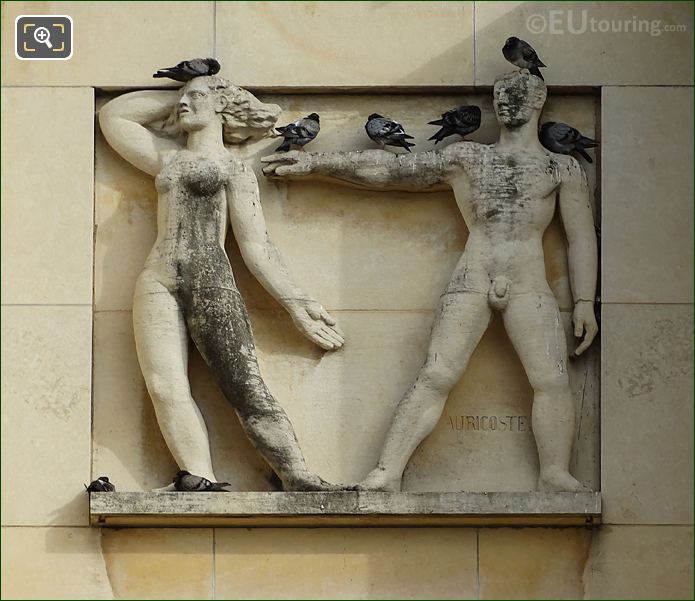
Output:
(178, 79), (221, 132)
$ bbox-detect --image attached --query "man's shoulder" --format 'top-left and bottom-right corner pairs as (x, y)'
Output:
(438, 140), (490, 161)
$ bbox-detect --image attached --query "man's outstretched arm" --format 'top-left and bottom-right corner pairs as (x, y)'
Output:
(261, 147), (460, 192)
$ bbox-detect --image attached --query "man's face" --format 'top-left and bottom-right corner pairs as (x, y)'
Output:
(493, 75), (546, 127)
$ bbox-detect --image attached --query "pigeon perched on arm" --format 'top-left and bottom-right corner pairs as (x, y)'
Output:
(539, 122), (599, 163)
(365, 113), (415, 152)
(85, 476), (116, 492)
(502, 37), (546, 80)
(173, 470), (231, 492)
(428, 105), (481, 144)
(275, 113), (321, 152)
(153, 58), (220, 82)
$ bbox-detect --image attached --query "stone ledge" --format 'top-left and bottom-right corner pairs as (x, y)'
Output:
(90, 491), (601, 527)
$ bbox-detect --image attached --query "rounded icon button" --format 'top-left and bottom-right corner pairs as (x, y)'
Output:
(33, 26), (53, 48)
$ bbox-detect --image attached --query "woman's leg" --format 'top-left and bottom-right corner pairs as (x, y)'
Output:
(133, 277), (217, 482)
(183, 286), (335, 490)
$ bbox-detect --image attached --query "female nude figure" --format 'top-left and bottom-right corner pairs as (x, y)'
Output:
(100, 75), (344, 490)
(262, 71), (598, 492)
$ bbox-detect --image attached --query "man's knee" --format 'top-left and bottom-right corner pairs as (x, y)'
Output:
(528, 370), (569, 395)
(417, 358), (461, 395)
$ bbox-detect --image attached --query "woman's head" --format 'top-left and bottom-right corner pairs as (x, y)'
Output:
(170, 76), (281, 144)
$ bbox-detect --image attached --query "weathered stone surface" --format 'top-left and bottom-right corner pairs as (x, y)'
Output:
(1, 527), (111, 600)
(475, 2), (694, 85)
(602, 86), (694, 303)
(1, 306), (92, 526)
(479, 527), (593, 599)
(1, 87), (94, 305)
(1, 2), (215, 87)
(263, 72), (599, 493)
(215, 1), (474, 88)
(215, 527), (478, 599)
(584, 525), (694, 599)
(601, 304), (693, 524)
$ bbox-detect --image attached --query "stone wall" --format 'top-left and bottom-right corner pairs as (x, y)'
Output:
(2, 2), (693, 599)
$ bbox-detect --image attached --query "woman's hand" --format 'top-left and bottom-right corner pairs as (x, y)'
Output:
(571, 300), (598, 357)
(261, 151), (315, 177)
(284, 298), (345, 350)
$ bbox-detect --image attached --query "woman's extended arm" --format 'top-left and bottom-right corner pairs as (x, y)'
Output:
(99, 90), (181, 176)
(226, 161), (345, 350)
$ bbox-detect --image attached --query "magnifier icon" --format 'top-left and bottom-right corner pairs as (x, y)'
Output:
(33, 27), (53, 49)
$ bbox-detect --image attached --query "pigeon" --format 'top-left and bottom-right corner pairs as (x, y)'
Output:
(502, 37), (546, 80)
(365, 113), (415, 152)
(428, 105), (482, 144)
(275, 113), (321, 152)
(85, 476), (115, 492)
(539, 122), (599, 163)
(153, 58), (221, 82)
(173, 470), (231, 492)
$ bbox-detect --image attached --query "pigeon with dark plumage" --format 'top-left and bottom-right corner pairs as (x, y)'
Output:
(539, 121), (599, 163)
(502, 37), (546, 80)
(85, 476), (115, 492)
(428, 105), (481, 144)
(365, 113), (415, 152)
(275, 113), (321, 152)
(153, 58), (220, 82)
(173, 470), (230, 492)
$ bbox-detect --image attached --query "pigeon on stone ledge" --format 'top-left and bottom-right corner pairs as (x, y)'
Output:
(85, 476), (115, 492)
(173, 470), (231, 492)
(539, 122), (599, 163)
(275, 113), (321, 152)
(502, 37), (546, 80)
(153, 58), (221, 82)
(365, 114), (415, 152)
(428, 105), (481, 144)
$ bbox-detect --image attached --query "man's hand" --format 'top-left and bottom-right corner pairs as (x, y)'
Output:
(284, 298), (345, 350)
(571, 300), (598, 357)
(261, 151), (314, 177)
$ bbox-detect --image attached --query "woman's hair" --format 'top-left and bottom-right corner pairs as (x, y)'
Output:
(156, 76), (281, 144)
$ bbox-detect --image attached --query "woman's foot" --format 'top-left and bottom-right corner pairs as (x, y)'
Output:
(538, 467), (588, 492)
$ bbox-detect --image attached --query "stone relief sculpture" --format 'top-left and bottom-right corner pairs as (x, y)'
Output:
(99, 75), (346, 491)
(262, 70), (598, 492)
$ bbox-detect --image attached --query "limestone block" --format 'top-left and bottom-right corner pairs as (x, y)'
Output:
(1, 87), (93, 305)
(100, 529), (213, 599)
(475, 2), (694, 85)
(215, 528), (477, 599)
(1, 306), (92, 526)
(215, 2), (474, 87)
(602, 87), (694, 303)
(95, 92), (596, 312)
(584, 525), (694, 599)
(479, 527), (592, 599)
(1, 527), (111, 600)
(1, 2), (214, 86)
(601, 304), (693, 524)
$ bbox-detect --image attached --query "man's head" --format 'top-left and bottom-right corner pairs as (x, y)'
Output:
(493, 71), (547, 128)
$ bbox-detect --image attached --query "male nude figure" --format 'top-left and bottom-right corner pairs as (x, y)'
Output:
(262, 71), (598, 492)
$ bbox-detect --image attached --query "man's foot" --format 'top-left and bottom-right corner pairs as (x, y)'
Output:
(538, 467), (588, 492)
(355, 467), (402, 492)
(152, 483), (177, 492)
(283, 471), (347, 492)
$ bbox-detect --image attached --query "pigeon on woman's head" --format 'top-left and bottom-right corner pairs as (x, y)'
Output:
(153, 58), (221, 82)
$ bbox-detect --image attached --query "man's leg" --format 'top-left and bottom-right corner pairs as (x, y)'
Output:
(502, 292), (586, 491)
(359, 291), (492, 491)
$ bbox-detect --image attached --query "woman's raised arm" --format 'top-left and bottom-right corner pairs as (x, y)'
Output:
(99, 90), (181, 176)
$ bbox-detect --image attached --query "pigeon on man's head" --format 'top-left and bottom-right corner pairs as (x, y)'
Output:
(502, 37), (546, 80)
(539, 122), (599, 163)
(153, 58), (220, 82)
(428, 105), (482, 144)
(85, 476), (115, 492)
(365, 114), (415, 153)
(173, 470), (231, 492)
(275, 113), (321, 152)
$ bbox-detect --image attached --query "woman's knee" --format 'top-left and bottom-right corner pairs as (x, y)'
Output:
(145, 372), (192, 408)
(528, 370), (570, 395)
